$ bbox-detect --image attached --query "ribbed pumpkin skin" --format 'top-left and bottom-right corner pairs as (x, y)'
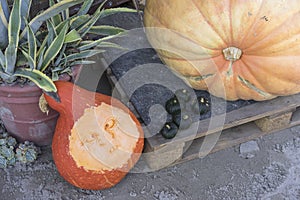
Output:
(144, 0), (300, 101)
(44, 81), (144, 190)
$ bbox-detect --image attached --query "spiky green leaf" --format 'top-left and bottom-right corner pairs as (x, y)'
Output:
(27, 24), (37, 67)
(0, 49), (5, 68)
(70, 15), (90, 30)
(49, 0), (62, 26)
(0, 1), (9, 49)
(14, 68), (57, 93)
(88, 25), (125, 36)
(54, 44), (66, 67)
(37, 34), (48, 59)
(54, 20), (70, 34)
(70, 60), (95, 66)
(0, 71), (10, 80)
(21, 0), (85, 38)
(40, 23), (69, 72)
(78, 1), (107, 37)
(5, 0), (22, 74)
(0, 0), (9, 19)
(46, 20), (56, 47)
(52, 71), (59, 81)
(78, 0), (93, 16)
(65, 50), (105, 62)
(60, 0), (70, 21)
(78, 33), (124, 51)
(64, 29), (81, 43)
(20, 49), (35, 69)
(99, 7), (137, 19)
(15, 52), (27, 67)
(96, 41), (124, 49)
(37, 47), (46, 70)
(20, 0), (32, 30)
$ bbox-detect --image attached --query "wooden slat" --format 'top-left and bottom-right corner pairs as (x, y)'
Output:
(175, 106), (300, 166)
(146, 93), (300, 150)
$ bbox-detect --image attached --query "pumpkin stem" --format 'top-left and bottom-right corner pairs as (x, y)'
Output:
(222, 47), (242, 62)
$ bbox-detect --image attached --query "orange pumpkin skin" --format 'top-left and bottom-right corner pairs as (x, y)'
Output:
(44, 81), (144, 190)
(144, 0), (300, 101)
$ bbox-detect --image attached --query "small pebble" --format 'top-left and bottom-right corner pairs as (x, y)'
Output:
(239, 141), (260, 159)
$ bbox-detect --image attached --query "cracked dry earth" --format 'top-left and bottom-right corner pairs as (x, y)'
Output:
(0, 125), (299, 200)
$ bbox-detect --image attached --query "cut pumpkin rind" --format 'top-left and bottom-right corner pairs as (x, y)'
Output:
(44, 81), (144, 190)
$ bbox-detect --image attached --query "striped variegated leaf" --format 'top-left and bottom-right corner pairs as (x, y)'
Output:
(20, 49), (35, 69)
(52, 71), (59, 81)
(0, 70), (10, 80)
(15, 52), (27, 67)
(46, 20), (56, 47)
(64, 29), (81, 43)
(21, 0), (85, 38)
(37, 47), (46, 70)
(88, 25), (125, 36)
(40, 23), (69, 72)
(0, 0), (9, 19)
(78, 1), (106, 37)
(99, 7), (137, 19)
(0, 49), (5, 67)
(49, 0), (62, 26)
(96, 41), (124, 50)
(5, 0), (21, 75)
(14, 68), (57, 93)
(20, 0), (32, 30)
(70, 15), (90, 30)
(27, 23), (37, 68)
(37, 35), (48, 59)
(78, 0), (94, 16)
(70, 60), (95, 66)
(78, 33), (124, 51)
(0, 0), (9, 49)
(65, 49), (105, 62)
(54, 44), (66, 67)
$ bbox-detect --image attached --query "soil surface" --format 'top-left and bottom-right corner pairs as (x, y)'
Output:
(1, 126), (300, 199)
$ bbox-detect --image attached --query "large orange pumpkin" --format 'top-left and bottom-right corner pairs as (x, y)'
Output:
(144, 0), (300, 101)
(44, 81), (144, 190)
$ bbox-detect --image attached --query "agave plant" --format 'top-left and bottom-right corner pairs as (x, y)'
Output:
(0, 0), (134, 100)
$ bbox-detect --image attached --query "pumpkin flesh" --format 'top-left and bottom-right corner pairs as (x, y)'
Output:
(44, 81), (144, 190)
(69, 103), (140, 172)
(144, 0), (300, 100)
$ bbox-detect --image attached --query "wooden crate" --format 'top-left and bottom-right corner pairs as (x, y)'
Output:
(106, 67), (300, 170)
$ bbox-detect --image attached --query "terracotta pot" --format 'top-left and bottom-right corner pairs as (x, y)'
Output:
(0, 83), (58, 146)
(0, 65), (82, 146)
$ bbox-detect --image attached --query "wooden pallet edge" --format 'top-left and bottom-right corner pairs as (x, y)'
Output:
(145, 95), (300, 150)
(144, 106), (300, 170)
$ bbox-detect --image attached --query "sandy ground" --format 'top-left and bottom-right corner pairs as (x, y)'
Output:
(0, 124), (299, 200)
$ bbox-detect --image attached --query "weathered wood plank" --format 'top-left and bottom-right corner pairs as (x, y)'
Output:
(146, 93), (300, 149)
(172, 106), (300, 167)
